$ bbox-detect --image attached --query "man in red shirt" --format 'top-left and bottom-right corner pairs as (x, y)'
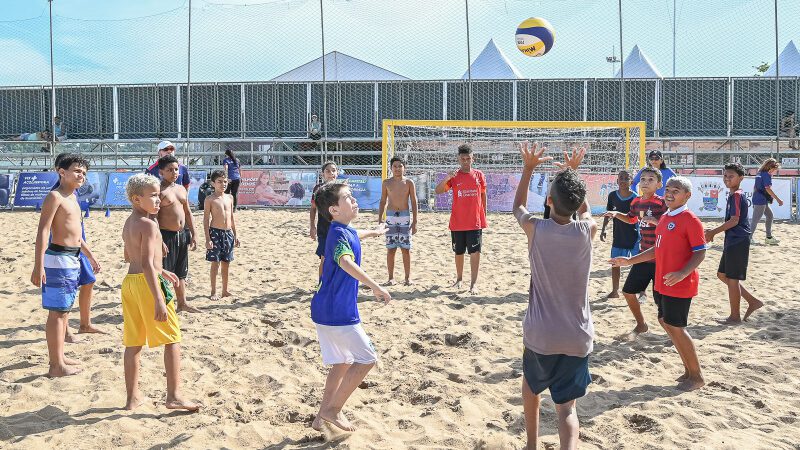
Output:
(611, 176), (707, 391)
(434, 144), (487, 295)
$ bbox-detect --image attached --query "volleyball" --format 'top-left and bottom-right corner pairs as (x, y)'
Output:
(515, 17), (555, 57)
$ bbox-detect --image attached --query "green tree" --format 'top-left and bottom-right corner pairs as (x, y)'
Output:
(754, 61), (770, 76)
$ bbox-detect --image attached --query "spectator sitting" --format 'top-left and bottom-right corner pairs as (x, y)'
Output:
(309, 114), (322, 140)
(779, 110), (797, 149)
(11, 130), (51, 141)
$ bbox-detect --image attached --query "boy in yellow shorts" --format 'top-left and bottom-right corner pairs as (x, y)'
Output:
(121, 173), (201, 412)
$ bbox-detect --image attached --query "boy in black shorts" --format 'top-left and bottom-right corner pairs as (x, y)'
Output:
(600, 170), (638, 298)
(704, 163), (763, 323)
(604, 167), (666, 339)
(612, 176), (707, 391)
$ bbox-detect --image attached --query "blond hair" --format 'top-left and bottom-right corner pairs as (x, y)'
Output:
(125, 173), (160, 202)
(758, 158), (779, 173)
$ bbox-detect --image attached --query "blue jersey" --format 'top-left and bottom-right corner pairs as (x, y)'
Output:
(725, 189), (750, 247)
(752, 171), (772, 205)
(223, 157), (241, 181)
(311, 222), (361, 326)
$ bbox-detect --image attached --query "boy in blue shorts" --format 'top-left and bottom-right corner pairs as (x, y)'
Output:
(613, 176), (707, 391)
(51, 153), (103, 339)
(513, 143), (596, 450)
(31, 154), (91, 377)
(600, 170), (638, 299)
(704, 163), (763, 324)
(203, 170), (240, 301)
(310, 182), (390, 433)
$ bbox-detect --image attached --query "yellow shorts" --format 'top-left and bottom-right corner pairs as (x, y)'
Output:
(121, 273), (181, 348)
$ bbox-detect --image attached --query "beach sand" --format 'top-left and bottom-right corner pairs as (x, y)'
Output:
(0, 209), (798, 449)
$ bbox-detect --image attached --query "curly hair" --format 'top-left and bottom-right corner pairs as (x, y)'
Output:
(549, 169), (586, 217)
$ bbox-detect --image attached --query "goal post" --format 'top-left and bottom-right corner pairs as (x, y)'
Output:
(381, 119), (647, 182)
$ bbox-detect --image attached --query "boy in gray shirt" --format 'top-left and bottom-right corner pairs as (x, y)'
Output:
(512, 143), (596, 450)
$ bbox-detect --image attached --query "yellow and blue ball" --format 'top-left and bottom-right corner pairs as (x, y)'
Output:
(515, 17), (555, 57)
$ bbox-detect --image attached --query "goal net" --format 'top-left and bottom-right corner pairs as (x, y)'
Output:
(382, 120), (646, 212)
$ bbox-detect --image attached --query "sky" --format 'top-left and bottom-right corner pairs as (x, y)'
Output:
(1, 0), (800, 86)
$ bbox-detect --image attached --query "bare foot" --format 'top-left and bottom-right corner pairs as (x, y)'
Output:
(319, 410), (356, 432)
(450, 280), (462, 290)
(311, 415), (322, 431)
(619, 323), (649, 341)
(78, 324), (106, 334)
(221, 291), (233, 298)
(607, 291), (620, 299)
(384, 279), (397, 286)
(468, 285), (479, 296)
(716, 317), (742, 325)
(403, 279), (413, 286)
(177, 304), (202, 313)
(165, 397), (202, 412)
(48, 364), (82, 378)
(64, 333), (83, 344)
(675, 372), (689, 382)
(743, 299), (764, 321)
(125, 393), (145, 411)
(64, 357), (80, 366)
(677, 376), (705, 391)
(210, 292), (220, 301)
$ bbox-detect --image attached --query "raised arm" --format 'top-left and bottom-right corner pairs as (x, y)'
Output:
(514, 142), (552, 241)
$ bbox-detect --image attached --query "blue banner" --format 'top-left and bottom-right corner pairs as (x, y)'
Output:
(13, 172), (60, 207)
(340, 175), (382, 210)
(104, 172), (138, 206)
(0, 174), (12, 208)
(187, 171), (207, 205)
(77, 172), (108, 209)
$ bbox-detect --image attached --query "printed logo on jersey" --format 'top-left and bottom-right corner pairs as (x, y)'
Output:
(667, 222), (676, 230)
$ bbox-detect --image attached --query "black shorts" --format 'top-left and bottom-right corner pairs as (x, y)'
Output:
(718, 239), (750, 280)
(622, 261), (655, 295)
(315, 232), (328, 258)
(451, 230), (482, 255)
(653, 291), (692, 327)
(522, 348), (591, 404)
(162, 229), (190, 280)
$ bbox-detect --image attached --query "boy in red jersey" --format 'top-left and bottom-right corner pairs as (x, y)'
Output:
(611, 176), (707, 391)
(434, 144), (487, 295)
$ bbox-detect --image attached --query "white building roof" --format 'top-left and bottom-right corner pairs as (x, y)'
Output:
(271, 51), (408, 82)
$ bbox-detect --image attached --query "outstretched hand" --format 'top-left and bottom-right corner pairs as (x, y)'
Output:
(519, 141), (552, 171)
(554, 146), (587, 171)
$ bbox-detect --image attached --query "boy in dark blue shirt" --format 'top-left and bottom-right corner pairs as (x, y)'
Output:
(310, 182), (391, 433)
(600, 170), (638, 298)
(705, 163), (763, 323)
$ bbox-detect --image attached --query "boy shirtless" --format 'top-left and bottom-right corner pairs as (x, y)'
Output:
(203, 170), (240, 300)
(377, 157), (418, 285)
(157, 155), (199, 313)
(30, 154), (90, 377)
(121, 173), (200, 411)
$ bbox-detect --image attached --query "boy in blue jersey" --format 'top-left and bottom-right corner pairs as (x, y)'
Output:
(705, 163), (763, 323)
(310, 182), (391, 433)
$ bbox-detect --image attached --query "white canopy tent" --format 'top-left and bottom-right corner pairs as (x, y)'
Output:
(462, 39), (524, 80)
(271, 51), (408, 82)
(615, 45), (663, 79)
(764, 41), (800, 77)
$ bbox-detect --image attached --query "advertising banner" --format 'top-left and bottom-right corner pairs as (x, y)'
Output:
(433, 172), (548, 213)
(688, 176), (792, 219)
(238, 170), (318, 207)
(187, 171), (207, 205)
(77, 172), (107, 209)
(339, 174), (383, 210)
(104, 172), (139, 206)
(13, 172), (60, 207)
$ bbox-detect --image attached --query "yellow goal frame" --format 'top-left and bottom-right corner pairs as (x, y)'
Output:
(381, 119), (647, 181)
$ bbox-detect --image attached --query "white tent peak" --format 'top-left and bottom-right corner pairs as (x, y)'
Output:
(615, 45), (662, 79)
(764, 40), (800, 77)
(462, 38), (524, 80)
(271, 51), (409, 82)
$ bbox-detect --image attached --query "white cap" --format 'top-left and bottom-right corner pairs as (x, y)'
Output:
(157, 140), (175, 151)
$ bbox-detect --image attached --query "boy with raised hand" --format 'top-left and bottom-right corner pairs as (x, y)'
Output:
(121, 174), (201, 412)
(434, 144), (487, 295)
(604, 167), (666, 339)
(204, 170), (240, 301)
(612, 177), (707, 391)
(310, 182), (390, 433)
(513, 143), (595, 450)
(377, 157), (418, 285)
(31, 154), (90, 377)
(705, 163), (763, 323)
(600, 169), (638, 299)
(157, 155), (199, 313)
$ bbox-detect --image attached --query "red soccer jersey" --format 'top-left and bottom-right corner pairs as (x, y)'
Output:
(627, 194), (667, 252)
(654, 206), (707, 298)
(446, 169), (487, 231)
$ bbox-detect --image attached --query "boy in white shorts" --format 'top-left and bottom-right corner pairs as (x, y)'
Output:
(310, 182), (391, 432)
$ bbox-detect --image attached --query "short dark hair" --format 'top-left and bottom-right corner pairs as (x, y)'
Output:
(639, 166), (662, 183)
(458, 144), (472, 155)
(54, 152), (74, 169)
(321, 161), (336, 172)
(724, 162), (745, 177)
(389, 156), (405, 167)
(158, 155), (179, 170)
(210, 169), (226, 182)
(549, 169), (586, 217)
(314, 182), (348, 222)
(57, 154), (89, 171)
(289, 182), (305, 199)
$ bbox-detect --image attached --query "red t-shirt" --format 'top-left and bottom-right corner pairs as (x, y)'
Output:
(654, 206), (707, 298)
(446, 170), (487, 231)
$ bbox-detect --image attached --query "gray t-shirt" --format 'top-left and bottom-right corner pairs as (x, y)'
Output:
(522, 217), (594, 357)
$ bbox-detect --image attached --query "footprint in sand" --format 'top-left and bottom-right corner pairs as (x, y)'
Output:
(626, 414), (659, 433)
